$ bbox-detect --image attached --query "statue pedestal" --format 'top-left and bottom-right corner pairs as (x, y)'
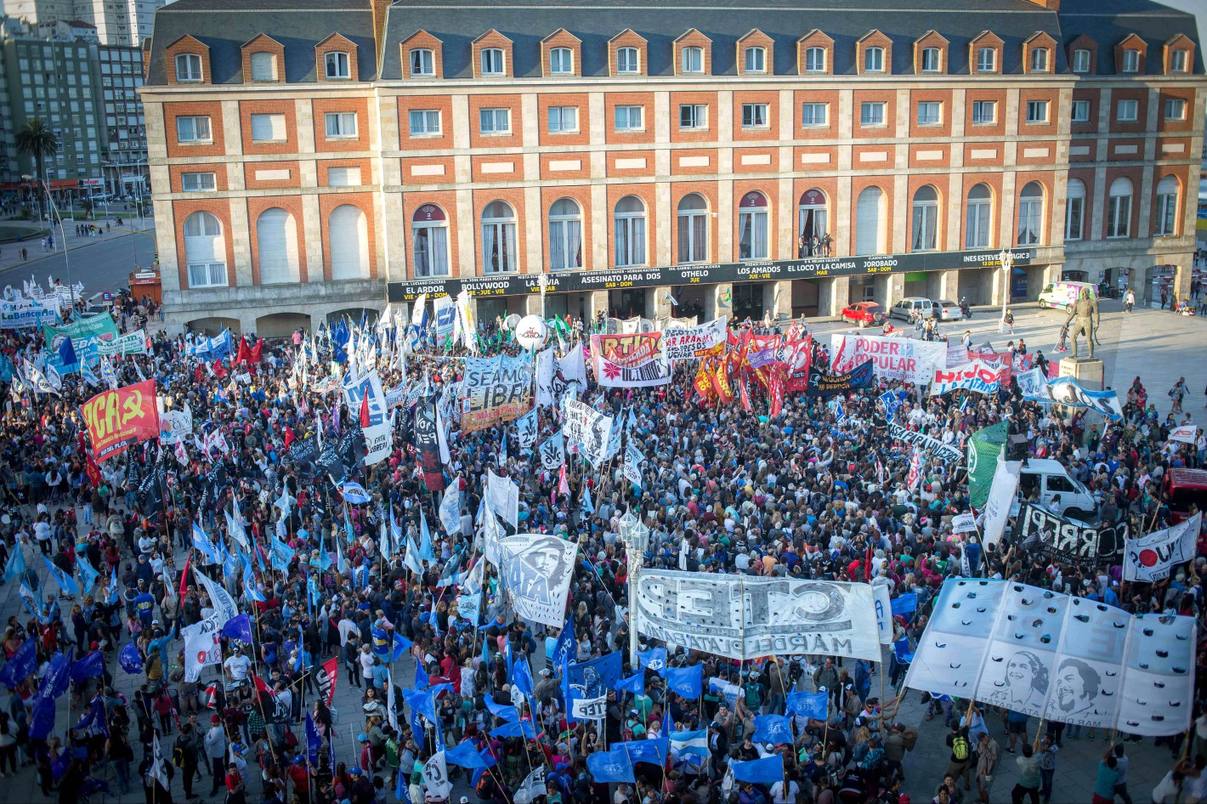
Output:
(1059, 357), (1104, 390)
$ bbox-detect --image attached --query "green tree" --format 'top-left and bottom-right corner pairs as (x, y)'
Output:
(15, 118), (59, 216)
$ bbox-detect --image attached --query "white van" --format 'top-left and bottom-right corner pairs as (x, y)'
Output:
(1037, 281), (1097, 311)
(1014, 458), (1097, 519)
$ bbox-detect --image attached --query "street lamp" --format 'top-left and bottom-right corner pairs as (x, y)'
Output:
(618, 510), (649, 666)
(997, 248), (1014, 327)
(538, 273), (548, 319)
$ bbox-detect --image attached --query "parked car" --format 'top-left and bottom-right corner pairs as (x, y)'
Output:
(840, 301), (885, 327)
(1037, 281), (1098, 311)
(934, 300), (961, 321)
(888, 297), (936, 321)
(1011, 458), (1098, 520)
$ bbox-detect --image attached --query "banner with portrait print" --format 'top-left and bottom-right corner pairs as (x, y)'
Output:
(499, 533), (579, 628)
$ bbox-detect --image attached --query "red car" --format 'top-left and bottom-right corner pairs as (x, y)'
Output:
(840, 301), (884, 327)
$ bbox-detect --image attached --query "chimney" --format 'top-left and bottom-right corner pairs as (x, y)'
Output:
(1024, 0), (1060, 10)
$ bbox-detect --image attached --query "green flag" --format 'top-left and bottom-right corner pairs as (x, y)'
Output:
(967, 421), (1008, 509)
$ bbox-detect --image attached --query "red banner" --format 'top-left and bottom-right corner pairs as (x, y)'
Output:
(80, 379), (159, 462)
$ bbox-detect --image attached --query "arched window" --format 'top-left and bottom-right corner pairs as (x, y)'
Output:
(613, 196), (646, 267)
(677, 194), (708, 264)
(798, 189), (828, 257)
(183, 211), (226, 288)
(1065, 180), (1086, 241)
(855, 187), (884, 256)
(329, 204), (369, 279)
(737, 191), (769, 260)
(256, 208), (299, 284)
(481, 201), (517, 273)
(412, 204), (448, 278)
(911, 186), (939, 251)
(1155, 175), (1179, 236)
(1016, 182), (1044, 245)
(1106, 177), (1132, 239)
(965, 184), (992, 248)
(549, 198), (582, 271)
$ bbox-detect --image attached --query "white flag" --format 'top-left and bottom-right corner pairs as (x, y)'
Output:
(1123, 512), (1201, 583)
(422, 752), (452, 800)
(149, 733), (169, 790)
(981, 456), (1021, 550)
(194, 568), (239, 627)
(514, 766), (547, 804)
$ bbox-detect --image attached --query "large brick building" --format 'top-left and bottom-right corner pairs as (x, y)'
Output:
(139, 0), (1206, 336)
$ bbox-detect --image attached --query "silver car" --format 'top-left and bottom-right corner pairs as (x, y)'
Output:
(934, 300), (961, 320)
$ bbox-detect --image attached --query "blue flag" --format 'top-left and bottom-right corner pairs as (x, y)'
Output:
(785, 690), (828, 721)
(29, 695), (56, 741)
(221, 614), (254, 644)
(619, 737), (666, 767)
(614, 672), (645, 696)
(42, 557), (78, 597)
(587, 745), (635, 783)
(446, 739), (495, 769)
(58, 336), (77, 369)
(0, 638), (37, 688)
(74, 695), (108, 737)
(511, 655), (534, 700)
(752, 714), (793, 745)
(118, 641), (144, 674)
(892, 636), (915, 664)
(69, 651), (105, 683)
(483, 697), (519, 723)
(489, 719), (536, 740)
(731, 755), (784, 785)
(637, 647), (666, 671)
(39, 651), (71, 700)
(564, 651), (622, 723)
(191, 522), (221, 564)
(550, 617), (576, 669)
(670, 729), (709, 763)
(76, 553), (100, 591)
(414, 660), (429, 690)
(890, 593), (917, 617)
(2, 546), (25, 584)
(269, 536), (295, 572)
(305, 712), (322, 764)
(418, 511), (435, 562)
(661, 664), (703, 699)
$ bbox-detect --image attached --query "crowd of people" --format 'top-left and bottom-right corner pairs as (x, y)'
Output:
(0, 280), (1203, 804)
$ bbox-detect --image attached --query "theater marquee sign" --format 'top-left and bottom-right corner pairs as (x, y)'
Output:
(387, 248), (1035, 302)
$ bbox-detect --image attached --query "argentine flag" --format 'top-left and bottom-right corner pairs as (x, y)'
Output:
(670, 729), (709, 765)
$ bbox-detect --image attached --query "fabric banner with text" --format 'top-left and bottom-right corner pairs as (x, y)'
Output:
(829, 334), (946, 384)
(929, 359), (1007, 396)
(662, 317), (728, 361)
(80, 379), (159, 462)
(460, 354), (533, 433)
(887, 423), (963, 464)
(590, 332), (672, 388)
(561, 398), (613, 467)
(1013, 503), (1127, 564)
(1123, 512), (1201, 583)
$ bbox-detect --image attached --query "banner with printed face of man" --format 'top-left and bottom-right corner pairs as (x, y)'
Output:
(500, 533), (578, 628)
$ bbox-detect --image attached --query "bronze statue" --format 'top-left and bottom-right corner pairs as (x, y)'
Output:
(1063, 288), (1099, 359)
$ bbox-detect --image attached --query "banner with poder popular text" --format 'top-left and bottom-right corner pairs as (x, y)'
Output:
(460, 353), (533, 432)
(80, 379), (160, 462)
(662, 317), (728, 361)
(634, 570), (880, 661)
(829, 334), (946, 384)
(905, 578), (1196, 736)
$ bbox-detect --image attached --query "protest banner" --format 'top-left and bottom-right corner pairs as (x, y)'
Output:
(460, 354), (533, 432)
(887, 423), (963, 464)
(500, 533), (578, 628)
(0, 297), (59, 330)
(929, 359), (1007, 396)
(634, 570), (879, 661)
(414, 398), (445, 492)
(341, 369), (387, 427)
(1123, 512), (1201, 583)
(362, 419), (393, 466)
(590, 332), (671, 388)
(80, 379), (160, 462)
(981, 458), (1021, 549)
(158, 404), (194, 446)
(662, 317), (728, 361)
(829, 334), (946, 384)
(561, 398), (613, 467)
(43, 312), (119, 347)
(905, 578), (1195, 735)
(1034, 378), (1124, 420)
(1013, 503), (1127, 563)
(809, 360), (874, 397)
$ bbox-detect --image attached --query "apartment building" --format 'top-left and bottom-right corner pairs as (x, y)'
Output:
(138, 0), (1206, 336)
(2, 0), (167, 46)
(99, 43), (147, 193)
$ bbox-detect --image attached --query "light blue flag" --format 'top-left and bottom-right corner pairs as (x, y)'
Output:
(191, 522), (221, 565)
(445, 738), (496, 769)
(379, 518), (391, 560)
(75, 554), (100, 595)
(587, 745), (635, 783)
(389, 507), (404, 553)
(418, 511), (434, 563)
(336, 539), (349, 574)
(42, 556), (78, 597)
(614, 672), (645, 695)
(489, 719), (536, 740)
(637, 647), (666, 671)
(670, 729), (709, 763)
(3, 545), (25, 584)
(403, 535), (423, 575)
(731, 754), (784, 785)
(619, 737), (666, 767)
(661, 664), (703, 699)
(752, 714), (793, 745)
(785, 690), (828, 721)
(270, 536), (295, 572)
(344, 509), (356, 545)
(106, 568), (119, 604)
(581, 485), (594, 515)
(483, 696), (519, 723)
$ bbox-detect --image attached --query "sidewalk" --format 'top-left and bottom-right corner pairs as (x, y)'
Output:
(0, 216), (153, 275)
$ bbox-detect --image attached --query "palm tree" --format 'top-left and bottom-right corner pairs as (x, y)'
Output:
(15, 118), (59, 217)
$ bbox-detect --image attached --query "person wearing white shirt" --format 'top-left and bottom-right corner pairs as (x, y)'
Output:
(769, 778), (799, 804)
(223, 649), (250, 682)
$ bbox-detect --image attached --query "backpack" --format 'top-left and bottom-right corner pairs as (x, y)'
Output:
(952, 734), (969, 761)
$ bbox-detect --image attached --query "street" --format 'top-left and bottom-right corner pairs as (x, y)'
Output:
(0, 224), (156, 296)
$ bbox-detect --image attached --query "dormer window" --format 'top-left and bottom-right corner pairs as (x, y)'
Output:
(410, 48), (434, 76)
(864, 46), (884, 72)
(1030, 47), (1048, 72)
(550, 47), (573, 75)
(481, 47), (505, 76)
(681, 46), (703, 74)
(175, 53), (202, 82)
(1072, 48), (1090, 73)
(249, 52), (276, 81)
(1170, 49), (1188, 73)
(976, 47), (995, 72)
(921, 47), (941, 72)
(804, 46), (826, 73)
(617, 46), (640, 74)
(1121, 48), (1140, 73)
(324, 51), (350, 79)
(744, 46), (766, 73)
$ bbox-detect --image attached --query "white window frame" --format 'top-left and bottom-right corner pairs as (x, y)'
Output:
(409, 48), (434, 77)
(971, 101), (996, 126)
(183, 212), (226, 288)
(965, 187), (992, 249)
(1064, 181), (1085, 241)
(547, 105), (579, 134)
(1155, 178), (1178, 236)
(408, 109), (441, 136)
(613, 198), (646, 267)
(911, 188), (938, 251)
(681, 46), (704, 74)
(175, 53), (202, 82)
(859, 101), (885, 127)
(614, 105), (644, 132)
(677, 195), (708, 264)
(480, 47), (505, 76)
(181, 171), (215, 192)
(1121, 48), (1140, 73)
(481, 201), (517, 274)
(324, 111), (357, 139)
(1071, 99), (1091, 123)
(1030, 47), (1049, 72)
(800, 102), (827, 127)
(412, 207), (449, 278)
(1164, 97), (1186, 121)
(679, 103), (707, 130)
(548, 199), (583, 271)
(324, 51), (350, 79)
(863, 46), (884, 73)
(741, 103), (769, 129)
(804, 46), (826, 73)
(616, 47), (640, 74)
(744, 46), (766, 74)
(1072, 48), (1091, 73)
(737, 195), (769, 261)
(1107, 181), (1132, 238)
(1116, 98), (1138, 122)
(479, 107), (511, 135)
(916, 101), (941, 126)
(549, 47), (574, 75)
(921, 47), (941, 72)
(1025, 100), (1049, 124)
(976, 47), (996, 73)
(1171, 49), (1188, 73)
(1017, 184), (1044, 245)
(175, 115), (211, 143)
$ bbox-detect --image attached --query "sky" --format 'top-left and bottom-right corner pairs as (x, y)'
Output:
(1159, 0), (1206, 47)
